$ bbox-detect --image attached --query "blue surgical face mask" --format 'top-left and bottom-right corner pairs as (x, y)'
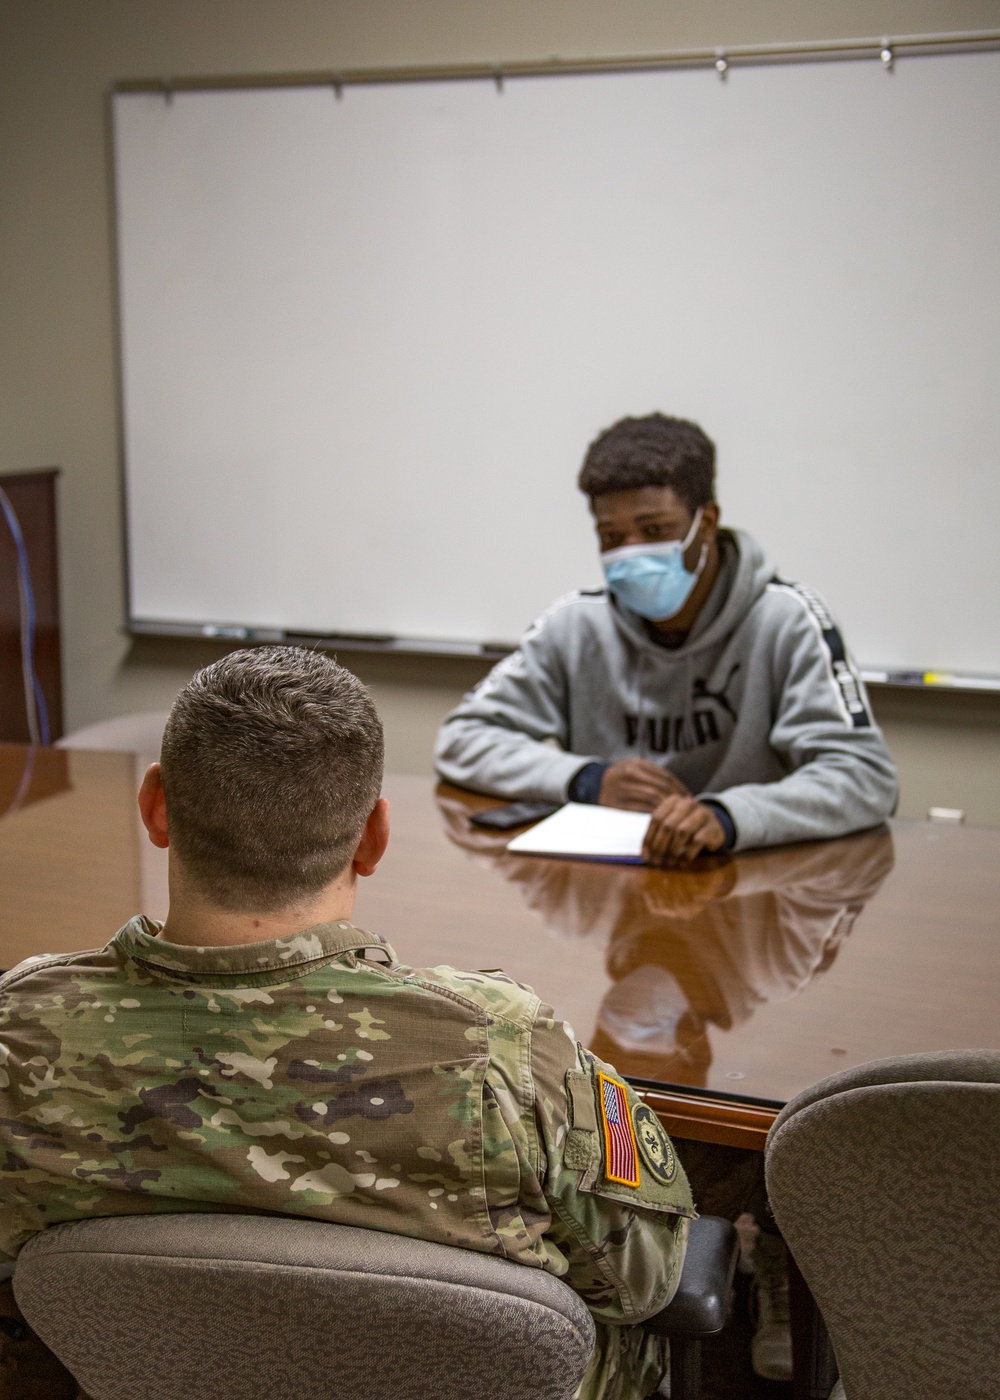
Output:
(601, 508), (706, 621)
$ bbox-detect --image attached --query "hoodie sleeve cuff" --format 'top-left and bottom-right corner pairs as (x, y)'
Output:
(699, 798), (737, 850)
(567, 762), (608, 805)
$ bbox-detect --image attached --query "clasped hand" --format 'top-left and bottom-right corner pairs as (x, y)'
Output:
(597, 758), (726, 867)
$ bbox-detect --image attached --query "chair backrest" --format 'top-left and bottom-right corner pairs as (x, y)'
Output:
(14, 1212), (595, 1400)
(765, 1050), (1000, 1400)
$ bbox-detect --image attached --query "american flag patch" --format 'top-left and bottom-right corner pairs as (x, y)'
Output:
(597, 1072), (640, 1187)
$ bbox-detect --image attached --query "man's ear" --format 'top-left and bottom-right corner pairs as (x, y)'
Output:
(138, 763), (170, 849)
(701, 500), (720, 538)
(353, 797), (390, 878)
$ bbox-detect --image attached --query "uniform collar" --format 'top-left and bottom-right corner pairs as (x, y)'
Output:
(112, 915), (396, 981)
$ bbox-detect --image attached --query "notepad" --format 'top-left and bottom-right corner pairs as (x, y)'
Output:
(505, 802), (651, 863)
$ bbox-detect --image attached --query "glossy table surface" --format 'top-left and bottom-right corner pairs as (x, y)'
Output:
(3, 743), (999, 1144)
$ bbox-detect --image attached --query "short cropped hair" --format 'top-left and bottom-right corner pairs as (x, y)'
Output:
(160, 646), (384, 912)
(577, 414), (716, 512)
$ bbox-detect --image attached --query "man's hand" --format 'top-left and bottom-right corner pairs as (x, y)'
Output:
(598, 759), (690, 812)
(642, 794), (727, 867)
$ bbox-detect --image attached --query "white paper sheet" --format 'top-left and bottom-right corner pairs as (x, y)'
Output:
(505, 802), (651, 862)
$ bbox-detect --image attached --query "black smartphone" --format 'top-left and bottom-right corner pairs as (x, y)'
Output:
(469, 800), (561, 831)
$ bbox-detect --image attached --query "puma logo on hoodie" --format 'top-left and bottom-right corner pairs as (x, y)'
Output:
(625, 663), (743, 752)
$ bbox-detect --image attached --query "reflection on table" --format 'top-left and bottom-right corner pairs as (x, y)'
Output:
(436, 787), (894, 1091)
(0, 744), (145, 968)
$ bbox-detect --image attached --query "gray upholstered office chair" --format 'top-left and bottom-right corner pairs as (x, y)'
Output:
(13, 1211), (736, 1400)
(765, 1049), (1000, 1400)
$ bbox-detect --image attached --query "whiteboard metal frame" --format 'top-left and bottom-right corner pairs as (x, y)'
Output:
(112, 28), (1000, 97)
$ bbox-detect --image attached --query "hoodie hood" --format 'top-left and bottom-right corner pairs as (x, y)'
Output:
(607, 528), (776, 659)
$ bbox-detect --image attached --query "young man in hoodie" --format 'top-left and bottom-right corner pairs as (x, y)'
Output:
(435, 413), (897, 864)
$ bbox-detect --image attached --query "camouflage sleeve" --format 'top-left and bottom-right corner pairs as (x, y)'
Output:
(530, 1007), (694, 1325)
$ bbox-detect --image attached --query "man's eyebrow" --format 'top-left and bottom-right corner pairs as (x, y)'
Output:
(597, 509), (683, 525)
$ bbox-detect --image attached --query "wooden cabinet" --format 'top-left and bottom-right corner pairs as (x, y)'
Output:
(0, 470), (63, 743)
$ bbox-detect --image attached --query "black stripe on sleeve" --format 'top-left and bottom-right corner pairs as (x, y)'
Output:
(774, 579), (872, 729)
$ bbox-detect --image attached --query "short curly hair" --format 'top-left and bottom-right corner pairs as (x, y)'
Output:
(578, 413), (716, 512)
(160, 646), (383, 911)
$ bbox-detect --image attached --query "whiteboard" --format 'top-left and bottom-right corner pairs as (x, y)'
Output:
(113, 54), (1000, 671)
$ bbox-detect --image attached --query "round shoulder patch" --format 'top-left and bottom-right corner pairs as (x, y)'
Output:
(632, 1103), (677, 1185)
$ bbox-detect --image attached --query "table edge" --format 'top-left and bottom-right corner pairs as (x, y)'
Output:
(637, 1086), (778, 1152)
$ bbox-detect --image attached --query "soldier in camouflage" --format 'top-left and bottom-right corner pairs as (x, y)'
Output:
(0, 647), (692, 1400)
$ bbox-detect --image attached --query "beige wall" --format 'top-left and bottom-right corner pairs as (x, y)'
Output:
(3, 0), (999, 822)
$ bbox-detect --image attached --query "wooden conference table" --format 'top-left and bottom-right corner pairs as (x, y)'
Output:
(3, 740), (999, 1145)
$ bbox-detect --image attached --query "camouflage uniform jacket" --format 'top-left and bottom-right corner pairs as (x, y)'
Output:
(0, 919), (693, 1388)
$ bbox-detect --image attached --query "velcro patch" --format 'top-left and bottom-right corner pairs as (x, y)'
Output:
(564, 1070), (599, 1173)
(567, 1070), (598, 1131)
(564, 1128), (598, 1171)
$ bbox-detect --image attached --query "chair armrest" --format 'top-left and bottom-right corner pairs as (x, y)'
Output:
(641, 1216), (738, 1338)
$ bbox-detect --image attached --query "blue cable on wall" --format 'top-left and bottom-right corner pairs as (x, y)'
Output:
(0, 486), (51, 746)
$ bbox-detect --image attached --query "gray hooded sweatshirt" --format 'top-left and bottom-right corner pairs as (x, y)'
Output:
(434, 529), (898, 852)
